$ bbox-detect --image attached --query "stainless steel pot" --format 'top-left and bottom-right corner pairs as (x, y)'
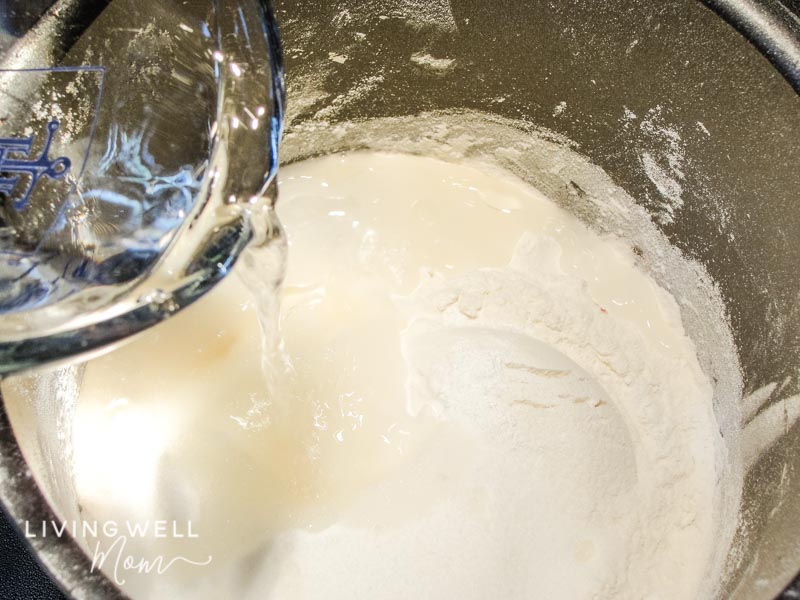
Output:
(1, 0), (799, 598)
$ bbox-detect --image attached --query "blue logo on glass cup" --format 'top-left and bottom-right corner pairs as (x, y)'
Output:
(0, 65), (105, 212)
(0, 119), (72, 210)
(0, 65), (105, 311)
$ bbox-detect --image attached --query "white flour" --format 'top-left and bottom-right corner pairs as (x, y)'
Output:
(19, 151), (734, 600)
(256, 154), (720, 600)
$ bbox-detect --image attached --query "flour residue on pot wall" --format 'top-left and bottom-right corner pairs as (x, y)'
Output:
(622, 105), (688, 225)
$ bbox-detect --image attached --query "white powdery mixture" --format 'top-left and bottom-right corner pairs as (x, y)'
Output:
(263, 252), (715, 600)
(248, 152), (721, 600)
(35, 151), (724, 600)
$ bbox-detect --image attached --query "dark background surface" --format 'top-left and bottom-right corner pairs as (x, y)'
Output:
(0, 508), (65, 599)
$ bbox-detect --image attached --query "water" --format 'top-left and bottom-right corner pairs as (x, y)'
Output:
(0, 0), (284, 373)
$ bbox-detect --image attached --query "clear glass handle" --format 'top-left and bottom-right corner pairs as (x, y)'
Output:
(0, 0), (284, 374)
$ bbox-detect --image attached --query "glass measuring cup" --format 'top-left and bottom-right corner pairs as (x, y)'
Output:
(0, 0), (284, 374)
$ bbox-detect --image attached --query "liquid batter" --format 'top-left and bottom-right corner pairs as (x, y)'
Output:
(60, 152), (721, 599)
